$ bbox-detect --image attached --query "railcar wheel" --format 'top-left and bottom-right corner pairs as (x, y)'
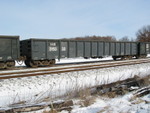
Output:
(129, 56), (132, 60)
(40, 60), (49, 66)
(29, 60), (38, 68)
(126, 56), (132, 60)
(6, 61), (15, 68)
(44, 60), (50, 66)
(0, 62), (6, 69)
(49, 59), (56, 66)
(121, 56), (125, 60)
(52, 59), (56, 64)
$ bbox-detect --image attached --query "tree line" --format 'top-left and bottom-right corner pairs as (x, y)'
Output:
(66, 25), (150, 42)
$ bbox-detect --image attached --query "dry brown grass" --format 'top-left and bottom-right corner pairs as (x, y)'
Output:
(101, 91), (117, 98)
(78, 88), (91, 99)
(42, 109), (57, 113)
(77, 88), (97, 107)
(137, 76), (150, 87)
(81, 96), (96, 107)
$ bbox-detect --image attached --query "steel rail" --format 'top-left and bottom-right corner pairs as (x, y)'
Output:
(0, 59), (150, 79)
(0, 58), (149, 76)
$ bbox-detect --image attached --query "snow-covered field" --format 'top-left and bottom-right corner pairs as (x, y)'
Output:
(0, 62), (150, 110)
(0, 56), (149, 112)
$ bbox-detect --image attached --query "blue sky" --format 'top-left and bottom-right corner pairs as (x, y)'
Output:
(0, 0), (149, 40)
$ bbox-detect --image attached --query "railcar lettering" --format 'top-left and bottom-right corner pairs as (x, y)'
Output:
(61, 47), (66, 51)
(146, 44), (149, 49)
(50, 42), (56, 46)
(49, 47), (57, 51)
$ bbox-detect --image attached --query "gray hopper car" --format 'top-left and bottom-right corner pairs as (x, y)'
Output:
(20, 38), (147, 67)
(0, 35), (20, 68)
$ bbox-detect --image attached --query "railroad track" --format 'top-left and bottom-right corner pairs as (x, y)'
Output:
(0, 58), (150, 79)
(4, 58), (114, 70)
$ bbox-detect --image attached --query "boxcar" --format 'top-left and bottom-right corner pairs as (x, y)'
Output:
(0, 35), (20, 68)
(20, 38), (140, 67)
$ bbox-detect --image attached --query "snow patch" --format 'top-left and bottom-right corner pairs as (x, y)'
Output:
(0, 63), (150, 109)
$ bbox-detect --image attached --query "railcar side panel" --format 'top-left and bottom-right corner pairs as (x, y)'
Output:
(91, 42), (98, 57)
(98, 42), (104, 57)
(110, 43), (115, 56)
(60, 41), (68, 58)
(84, 42), (91, 58)
(0, 39), (11, 61)
(69, 41), (76, 58)
(146, 43), (149, 54)
(12, 39), (19, 59)
(0, 36), (19, 61)
(125, 43), (131, 55)
(77, 42), (84, 57)
(32, 40), (46, 60)
(104, 42), (110, 56)
(116, 43), (121, 55)
(139, 43), (146, 55)
(47, 41), (59, 59)
(131, 43), (137, 55)
(120, 43), (125, 55)
(145, 43), (150, 54)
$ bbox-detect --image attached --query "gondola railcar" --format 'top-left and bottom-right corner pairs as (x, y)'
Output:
(20, 38), (149, 67)
(0, 35), (20, 68)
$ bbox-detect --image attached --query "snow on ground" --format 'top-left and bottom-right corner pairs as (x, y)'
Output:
(70, 92), (150, 113)
(56, 57), (113, 64)
(0, 62), (150, 110)
(28, 90), (150, 113)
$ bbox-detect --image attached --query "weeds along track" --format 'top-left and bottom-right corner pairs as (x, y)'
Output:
(0, 58), (150, 79)
(2, 77), (150, 113)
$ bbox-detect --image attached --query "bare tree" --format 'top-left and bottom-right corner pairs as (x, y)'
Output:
(130, 37), (136, 42)
(119, 36), (130, 42)
(70, 35), (117, 41)
(136, 25), (150, 42)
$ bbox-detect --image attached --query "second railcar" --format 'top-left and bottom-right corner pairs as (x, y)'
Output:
(20, 38), (141, 67)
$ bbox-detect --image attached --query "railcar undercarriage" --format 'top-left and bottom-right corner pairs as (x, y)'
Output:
(112, 55), (147, 60)
(25, 59), (56, 67)
(0, 61), (15, 69)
